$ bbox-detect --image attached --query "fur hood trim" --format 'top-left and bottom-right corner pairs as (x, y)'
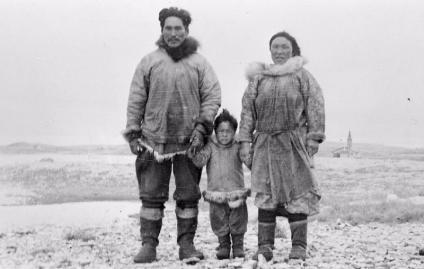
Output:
(137, 138), (186, 162)
(245, 56), (307, 81)
(156, 36), (199, 62)
(202, 188), (251, 208)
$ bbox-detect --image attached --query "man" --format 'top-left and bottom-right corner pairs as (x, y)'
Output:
(122, 7), (221, 263)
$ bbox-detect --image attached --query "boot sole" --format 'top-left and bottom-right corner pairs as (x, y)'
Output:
(133, 258), (156, 263)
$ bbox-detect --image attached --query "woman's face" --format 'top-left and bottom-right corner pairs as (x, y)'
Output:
(270, 36), (293, 65)
(216, 121), (235, 146)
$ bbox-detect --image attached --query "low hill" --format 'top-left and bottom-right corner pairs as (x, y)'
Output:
(1, 141), (423, 160)
(0, 142), (128, 155)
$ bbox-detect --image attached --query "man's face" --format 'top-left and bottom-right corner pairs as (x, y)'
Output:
(162, 16), (188, 48)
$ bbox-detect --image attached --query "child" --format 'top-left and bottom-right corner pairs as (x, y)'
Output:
(192, 109), (250, 259)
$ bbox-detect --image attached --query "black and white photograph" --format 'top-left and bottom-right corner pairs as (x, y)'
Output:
(1, 0), (424, 268)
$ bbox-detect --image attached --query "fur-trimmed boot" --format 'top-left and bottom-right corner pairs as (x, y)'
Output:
(133, 217), (162, 263)
(288, 219), (307, 260)
(216, 234), (231, 260)
(177, 217), (204, 260)
(252, 222), (275, 261)
(231, 234), (245, 258)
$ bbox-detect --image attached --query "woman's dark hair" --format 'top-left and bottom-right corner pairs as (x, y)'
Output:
(214, 109), (238, 133)
(159, 7), (192, 31)
(269, 31), (301, 56)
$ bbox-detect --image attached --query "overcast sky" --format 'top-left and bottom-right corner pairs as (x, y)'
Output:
(1, 0), (423, 147)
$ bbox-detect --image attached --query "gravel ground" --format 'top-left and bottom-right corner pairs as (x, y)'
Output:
(1, 203), (423, 269)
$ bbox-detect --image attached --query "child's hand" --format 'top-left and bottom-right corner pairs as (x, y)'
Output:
(244, 156), (252, 170)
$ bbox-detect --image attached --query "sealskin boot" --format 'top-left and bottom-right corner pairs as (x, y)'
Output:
(252, 222), (275, 261)
(288, 220), (307, 260)
(216, 234), (231, 260)
(231, 234), (245, 258)
(133, 218), (162, 263)
(177, 217), (204, 260)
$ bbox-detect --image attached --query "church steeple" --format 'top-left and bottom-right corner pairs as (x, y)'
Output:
(347, 130), (352, 154)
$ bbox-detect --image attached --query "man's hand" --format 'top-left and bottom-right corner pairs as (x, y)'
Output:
(306, 139), (319, 157)
(187, 129), (204, 159)
(129, 139), (143, 155)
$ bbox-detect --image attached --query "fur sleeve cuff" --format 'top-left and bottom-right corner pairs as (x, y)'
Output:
(121, 126), (142, 142)
(306, 132), (325, 143)
(194, 123), (207, 135)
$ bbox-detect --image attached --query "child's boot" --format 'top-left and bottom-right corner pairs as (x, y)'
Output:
(216, 234), (231, 259)
(231, 233), (245, 258)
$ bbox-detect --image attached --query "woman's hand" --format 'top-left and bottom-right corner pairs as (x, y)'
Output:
(239, 142), (252, 167)
(306, 140), (319, 157)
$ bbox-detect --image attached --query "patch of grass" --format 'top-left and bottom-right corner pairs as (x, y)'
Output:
(0, 161), (138, 204)
(2, 154), (424, 224)
(64, 229), (96, 242)
(318, 200), (424, 224)
(30, 247), (54, 256)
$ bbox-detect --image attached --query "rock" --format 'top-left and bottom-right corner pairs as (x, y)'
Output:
(14, 230), (35, 236)
(242, 260), (257, 269)
(183, 257), (200, 265)
(39, 158), (54, 163)
(57, 259), (72, 268)
(386, 193), (399, 202)
(257, 254), (271, 269)
(228, 260), (243, 268)
(6, 246), (17, 254)
(419, 248), (424, 256)
(216, 260), (230, 268)
(78, 259), (91, 267)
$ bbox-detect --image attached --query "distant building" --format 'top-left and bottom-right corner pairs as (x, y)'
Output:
(332, 131), (359, 158)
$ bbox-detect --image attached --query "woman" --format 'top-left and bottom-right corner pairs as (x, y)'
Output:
(239, 31), (325, 261)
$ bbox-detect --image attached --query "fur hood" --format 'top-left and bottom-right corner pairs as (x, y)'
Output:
(156, 36), (199, 62)
(245, 56), (307, 81)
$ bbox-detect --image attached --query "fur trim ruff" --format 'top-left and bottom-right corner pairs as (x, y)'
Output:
(139, 207), (164, 220)
(156, 36), (199, 62)
(137, 138), (186, 162)
(202, 189), (251, 208)
(175, 207), (198, 219)
(245, 56), (307, 81)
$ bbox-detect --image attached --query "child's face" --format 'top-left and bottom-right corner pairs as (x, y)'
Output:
(216, 121), (235, 145)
